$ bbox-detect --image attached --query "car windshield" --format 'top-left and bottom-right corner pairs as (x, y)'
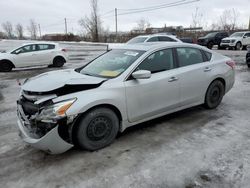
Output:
(80, 49), (145, 78)
(127, 37), (147, 44)
(205, 32), (217, 38)
(230, 32), (244, 37)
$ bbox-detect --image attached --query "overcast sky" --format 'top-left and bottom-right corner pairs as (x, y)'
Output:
(0, 0), (249, 35)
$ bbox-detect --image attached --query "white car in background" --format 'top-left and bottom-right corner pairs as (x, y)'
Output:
(127, 34), (182, 44)
(220, 31), (250, 50)
(0, 42), (68, 72)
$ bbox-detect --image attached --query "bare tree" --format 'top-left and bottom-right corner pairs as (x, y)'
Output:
(79, 0), (101, 42)
(191, 7), (203, 28)
(27, 19), (38, 40)
(135, 18), (151, 31)
(219, 9), (239, 31)
(2, 21), (14, 38)
(15, 23), (24, 39)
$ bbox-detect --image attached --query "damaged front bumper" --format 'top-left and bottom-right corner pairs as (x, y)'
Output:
(17, 104), (74, 154)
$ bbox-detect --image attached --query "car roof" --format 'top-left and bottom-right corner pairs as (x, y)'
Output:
(22, 42), (58, 46)
(112, 42), (206, 52)
(135, 34), (177, 38)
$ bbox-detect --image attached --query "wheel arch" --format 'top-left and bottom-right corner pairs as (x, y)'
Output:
(53, 55), (66, 63)
(70, 103), (123, 145)
(205, 77), (226, 100)
(0, 59), (15, 68)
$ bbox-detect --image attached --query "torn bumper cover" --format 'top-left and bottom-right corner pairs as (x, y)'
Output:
(17, 103), (73, 154)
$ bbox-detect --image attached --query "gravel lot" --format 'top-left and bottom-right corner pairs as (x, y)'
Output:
(0, 42), (249, 188)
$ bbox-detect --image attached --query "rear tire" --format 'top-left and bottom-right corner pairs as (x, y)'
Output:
(204, 80), (225, 109)
(0, 61), (13, 72)
(53, 56), (65, 67)
(76, 107), (119, 151)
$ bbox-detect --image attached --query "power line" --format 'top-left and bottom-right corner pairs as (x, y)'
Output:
(118, 0), (200, 16)
(118, 0), (186, 11)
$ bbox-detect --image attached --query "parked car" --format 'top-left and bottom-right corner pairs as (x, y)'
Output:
(127, 34), (182, 44)
(197, 32), (228, 49)
(180, 37), (196, 44)
(0, 42), (68, 72)
(246, 46), (250, 68)
(220, 31), (250, 50)
(17, 42), (235, 154)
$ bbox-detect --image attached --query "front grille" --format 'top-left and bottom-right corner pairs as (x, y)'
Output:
(222, 40), (230, 43)
(18, 97), (39, 116)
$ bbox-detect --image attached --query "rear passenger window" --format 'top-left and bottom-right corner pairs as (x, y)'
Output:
(37, 44), (55, 51)
(147, 37), (159, 42)
(158, 36), (176, 42)
(176, 48), (204, 67)
(137, 49), (174, 73)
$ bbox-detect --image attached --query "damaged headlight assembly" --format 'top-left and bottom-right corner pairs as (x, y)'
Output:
(36, 98), (77, 121)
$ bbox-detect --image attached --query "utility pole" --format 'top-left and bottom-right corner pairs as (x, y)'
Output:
(115, 8), (118, 38)
(38, 24), (42, 39)
(64, 18), (68, 35)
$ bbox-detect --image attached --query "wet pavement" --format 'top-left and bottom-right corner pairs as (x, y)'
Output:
(0, 46), (250, 188)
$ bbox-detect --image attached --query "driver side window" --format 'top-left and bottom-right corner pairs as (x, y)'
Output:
(137, 49), (174, 73)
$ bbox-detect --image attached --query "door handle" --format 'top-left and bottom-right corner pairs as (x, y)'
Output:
(204, 67), (212, 72)
(168, 76), (178, 82)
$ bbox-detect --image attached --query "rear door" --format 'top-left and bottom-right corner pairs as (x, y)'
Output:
(34, 44), (56, 65)
(125, 48), (180, 122)
(175, 47), (212, 107)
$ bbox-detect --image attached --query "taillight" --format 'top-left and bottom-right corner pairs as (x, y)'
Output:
(61, 49), (67, 52)
(226, 60), (236, 69)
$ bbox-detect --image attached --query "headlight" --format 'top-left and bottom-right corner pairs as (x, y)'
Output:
(231, 40), (236, 43)
(37, 98), (76, 121)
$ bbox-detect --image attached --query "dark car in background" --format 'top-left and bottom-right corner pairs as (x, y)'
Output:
(197, 32), (228, 49)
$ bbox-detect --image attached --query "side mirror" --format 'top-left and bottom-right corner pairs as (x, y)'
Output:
(243, 36), (247, 38)
(132, 70), (151, 79)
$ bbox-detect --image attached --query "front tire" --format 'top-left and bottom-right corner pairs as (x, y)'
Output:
(204, 80), (225, 109)
(235, 42), (242, 50)
(0, 61), (13, 72)
(76, 108), (119, 151)
(207, 42), (213, 49)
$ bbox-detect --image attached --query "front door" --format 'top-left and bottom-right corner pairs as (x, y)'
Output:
(125, 48), (180, 123)
(12, 44), (37, 67)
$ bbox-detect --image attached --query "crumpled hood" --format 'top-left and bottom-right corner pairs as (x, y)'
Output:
(22, 69), (107, 93)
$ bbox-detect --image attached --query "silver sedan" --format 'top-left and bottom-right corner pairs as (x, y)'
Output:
(17, 42), (235, 154)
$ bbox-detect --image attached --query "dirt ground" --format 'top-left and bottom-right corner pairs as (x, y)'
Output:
(0, 48), (250, 188)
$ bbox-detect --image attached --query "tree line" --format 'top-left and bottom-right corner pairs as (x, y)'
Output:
(0, 19), (38, 40)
